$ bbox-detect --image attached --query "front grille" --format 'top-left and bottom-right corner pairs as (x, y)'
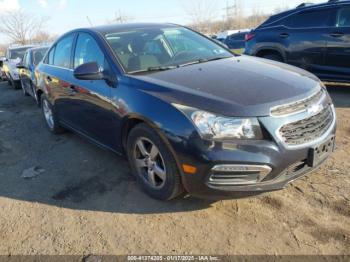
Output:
(271, 88), (325, 117)
(279, 106), (333, 146)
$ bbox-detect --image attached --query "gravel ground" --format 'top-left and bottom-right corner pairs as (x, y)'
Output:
(0, 81), (349, 255)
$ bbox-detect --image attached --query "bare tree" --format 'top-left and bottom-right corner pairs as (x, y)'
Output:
(106, 10), (133, 24)
(183, 0), (218, 34)
(31, 31), (58, 44)
(0, 10), (47, 45)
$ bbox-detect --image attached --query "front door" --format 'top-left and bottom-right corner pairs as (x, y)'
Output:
(324, 6), (350, 82)
(68, 32), (117, 148)
(20, 52), (32, 93)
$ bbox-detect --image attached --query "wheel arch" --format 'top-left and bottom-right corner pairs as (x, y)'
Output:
(255, 47), (286, 62)
(120, 112), (189, 186)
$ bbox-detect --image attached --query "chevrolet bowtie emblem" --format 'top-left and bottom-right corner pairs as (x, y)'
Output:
(307, 103), (323, 115)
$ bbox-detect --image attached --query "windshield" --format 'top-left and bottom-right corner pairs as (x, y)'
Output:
(9, 48), (30, 60)
(33, 48), (49, 65)
(105, 27), (233, 73)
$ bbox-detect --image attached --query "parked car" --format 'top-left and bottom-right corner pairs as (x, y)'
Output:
(36, 23), (336, 200)
(224, 31), (247, 50)
(0, 57), (6, 81)
(3, 45), (34, 89)
(17, 46), (49, 102)
(245, 0), (350, 84)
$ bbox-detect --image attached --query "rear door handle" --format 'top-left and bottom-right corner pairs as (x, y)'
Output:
(68, 85), (77, 96)
(330, 32), (344, 38)
(280, 33), (290, 38)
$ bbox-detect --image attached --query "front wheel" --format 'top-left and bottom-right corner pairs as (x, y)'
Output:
(41, 95), (64, 134)
(21, 80), (29, 96)
(127, 123), (184, 200)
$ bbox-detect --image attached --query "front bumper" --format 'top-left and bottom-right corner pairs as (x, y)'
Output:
(170, 104), (336, 199)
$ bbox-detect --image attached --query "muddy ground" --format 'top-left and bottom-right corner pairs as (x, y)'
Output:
(0, 81), (349, 255)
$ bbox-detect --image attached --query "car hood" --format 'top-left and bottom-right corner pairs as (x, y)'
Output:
(128, 56), (322, 117)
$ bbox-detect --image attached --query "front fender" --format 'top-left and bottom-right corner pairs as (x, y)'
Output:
(111, 83), (209, 178)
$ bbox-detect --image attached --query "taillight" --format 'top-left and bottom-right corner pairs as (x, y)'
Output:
(245, 32), (255, 41)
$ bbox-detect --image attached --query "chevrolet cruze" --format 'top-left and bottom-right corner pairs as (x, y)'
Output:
(35, 23), (336, 200)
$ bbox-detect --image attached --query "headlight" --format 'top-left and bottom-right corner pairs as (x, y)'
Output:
(174, 104), (263, 140)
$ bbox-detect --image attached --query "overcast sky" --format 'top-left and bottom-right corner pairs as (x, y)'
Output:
(0, 0), (325, 43)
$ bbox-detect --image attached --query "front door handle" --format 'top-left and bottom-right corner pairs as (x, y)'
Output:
(330, 32), (344, 38)
(280, 33), (290, 38)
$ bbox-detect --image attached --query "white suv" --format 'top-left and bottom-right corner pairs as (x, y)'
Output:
(3, 45), (33, 89)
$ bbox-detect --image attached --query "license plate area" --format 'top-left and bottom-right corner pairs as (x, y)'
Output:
(308, 136), (335, 167)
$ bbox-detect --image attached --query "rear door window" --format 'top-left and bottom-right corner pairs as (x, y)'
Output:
(47, 47), (55, 65)
(286, 9), (333, 28)
(53, 34), (74, 68)
(336, 7), (350, 27)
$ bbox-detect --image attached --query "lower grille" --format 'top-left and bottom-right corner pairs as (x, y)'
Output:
(279, 106), (333, 146)
(208, 165), (272, 186)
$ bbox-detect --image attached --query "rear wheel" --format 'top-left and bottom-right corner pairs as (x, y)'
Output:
(127, 123), (184, 200)
(41, 95), (64, 134)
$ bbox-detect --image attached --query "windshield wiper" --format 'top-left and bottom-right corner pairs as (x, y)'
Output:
(147, 65), (178, 71)
(179, 56), (231, 68)
(130, 65), (178, 74)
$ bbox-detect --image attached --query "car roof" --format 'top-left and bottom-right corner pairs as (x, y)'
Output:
(262, 0), (350, 26)
(88, 23), (180, 35)
(28, 46), (50, 52)
(8, 45), (34, 51)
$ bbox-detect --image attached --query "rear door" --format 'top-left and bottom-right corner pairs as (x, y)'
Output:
(43, 34), (76, 125)
(324, 5), (350, 81)
(282, 8), (334, 74)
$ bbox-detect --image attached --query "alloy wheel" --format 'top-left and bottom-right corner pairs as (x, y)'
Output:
(133, 137), (167, 189)
(43, 100), (54, 129)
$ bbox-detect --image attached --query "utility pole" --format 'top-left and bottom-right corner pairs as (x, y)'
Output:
(86, 16), (93, 27)
(224, 0), (242, 19)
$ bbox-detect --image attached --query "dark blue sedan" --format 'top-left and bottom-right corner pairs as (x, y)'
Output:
(18, 46), (49, 102)
(35, 23), (336, 200)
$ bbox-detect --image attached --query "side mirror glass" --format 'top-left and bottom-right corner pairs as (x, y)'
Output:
(74, 62), (104, 81)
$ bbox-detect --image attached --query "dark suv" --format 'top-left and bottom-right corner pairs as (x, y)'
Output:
(36, 23), (336, 200)
(245, 0), (350, 84)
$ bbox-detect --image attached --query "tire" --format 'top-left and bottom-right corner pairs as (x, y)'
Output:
(127, 123), (184, 200)
(9, 76), (14, 87)
(33, 86), (40, 106)
(261, 53), (283, 62)
(41, 95), (64, 134)
(21, 80), (30, 96)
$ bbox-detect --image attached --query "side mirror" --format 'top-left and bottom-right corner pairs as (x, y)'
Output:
(16, 63), (26, 69)
(74, 62), (104, 81)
